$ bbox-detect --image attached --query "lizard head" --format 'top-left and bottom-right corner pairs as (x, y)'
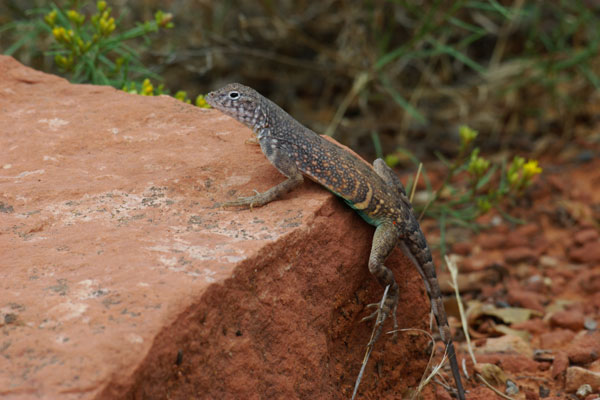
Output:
(205, 83), (268, 131)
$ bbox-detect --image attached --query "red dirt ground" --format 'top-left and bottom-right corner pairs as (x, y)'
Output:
(413, 150), (600, 399)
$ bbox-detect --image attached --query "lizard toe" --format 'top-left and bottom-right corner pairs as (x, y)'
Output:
(221, 193), (262, 209)
(360, 309), (379, 323)
(360, 303), (390, 325)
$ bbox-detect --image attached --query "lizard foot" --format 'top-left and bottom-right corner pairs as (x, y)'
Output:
(220, 190), (262, 210)
(244, 136), (260, 145)
(360, 302), (386, 323)
(361, 301), (399, 340)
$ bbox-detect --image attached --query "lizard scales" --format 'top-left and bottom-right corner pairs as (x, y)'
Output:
(206, 83), (466, 400)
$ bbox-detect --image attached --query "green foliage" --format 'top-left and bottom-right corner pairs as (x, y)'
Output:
(42, 1), (173, 86)
(122, 79), (211, 108)
(4, 1), (173, 89)
(122, 78), (165, 95)
(325, 0), (599, 138)
(2, 1), (210, 106)
(386, 125), (542, 244)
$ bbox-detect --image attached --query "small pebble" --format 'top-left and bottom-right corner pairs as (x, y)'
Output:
(506, 379), (519, 396)
(584, 317), (597, 331)
(575, 383), (592, 399)
(495, 300), (511, 308)
(539, 255), (559, 268)
(491, 215), (502, 226)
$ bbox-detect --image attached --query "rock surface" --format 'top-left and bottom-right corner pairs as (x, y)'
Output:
(0, 56), (432, 399)
(565, 366), (600, 393)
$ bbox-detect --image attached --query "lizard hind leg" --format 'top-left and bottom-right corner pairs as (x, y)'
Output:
(373, 158), (409, 198)
(362, 222), (401, 343)
(373, 159), (435, 321)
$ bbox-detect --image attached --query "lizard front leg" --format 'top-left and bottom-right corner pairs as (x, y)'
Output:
(222, 139), (304, 209)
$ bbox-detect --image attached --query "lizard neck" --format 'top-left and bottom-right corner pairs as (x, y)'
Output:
(248, 102), (268, 133)
(257, 97), (303, 134)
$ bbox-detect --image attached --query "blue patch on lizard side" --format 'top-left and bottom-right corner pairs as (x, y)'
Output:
(323, 186), (381, 227)
(341, 197), (380, 227)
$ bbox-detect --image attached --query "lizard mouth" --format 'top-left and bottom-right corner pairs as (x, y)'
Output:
(204, 92), (216, 106)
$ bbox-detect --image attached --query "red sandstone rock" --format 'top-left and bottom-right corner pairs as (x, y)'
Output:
(539, 329), (576, 349)
(451, 241), (472, 256)
(524, 389), (540, 400)
(0, 56), (433, 399)
(573, 229), (599, 245)
(479, 233), (506, 250)
(503, 224), (540, 249)
(477, 334), (534, 358)
(565, 366), (600, 392)
(434, 386), (453, 400)
(506, 288), (546, 312)
(551, 351), (569, 379)
(569, 240), (600, 264)
(550, 310), (586, 331)
(460, 254), (497, 272)
(566, 332), (600, 365)
(512, 318), (546, 334)
(578, 271), (600, 295)
(475, 353), (539, 373)
(504, 247), (538, 264)
(514, 223), (541, 238)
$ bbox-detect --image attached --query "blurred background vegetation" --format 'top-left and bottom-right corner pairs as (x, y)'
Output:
(1, 0), (598, 242)
(2, 0), (599, 159)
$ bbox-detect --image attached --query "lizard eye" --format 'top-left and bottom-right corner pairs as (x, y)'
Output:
(228, 91), (240, 100)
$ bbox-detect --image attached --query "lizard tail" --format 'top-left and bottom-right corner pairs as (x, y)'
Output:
(403, 234), (466, 400)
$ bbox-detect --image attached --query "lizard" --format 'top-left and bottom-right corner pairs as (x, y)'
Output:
(205, 83), (466, 400)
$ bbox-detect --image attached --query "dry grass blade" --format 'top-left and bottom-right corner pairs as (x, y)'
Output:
(476, 374), (516, 400)
(417, 349), (448, 397)
(390, 328), (447, 400)
(445, 255), (477, 365)
(351, 284), (389, 400)
(325, 72), (370, 137)
(409, 162), (423, 204)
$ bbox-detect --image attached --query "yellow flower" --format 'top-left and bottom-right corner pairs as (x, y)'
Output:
(52, 26), (63, 40)
(155, 10), (174, 29)
(97, 1), (107, 12)
(99, 15), (116, 36)
(52, 27), (73, 44)
(67, 10), (85, 25)
(459, 125), (478, 146)
(467, 148), (489, 177)
(141, 79), (154, 96)
(54, 54), (74, 70)
(175, 91), (191, 103)
(44, 10), (57, 27)
(523, 160), (542, 179)
(195, 94), (211, 108)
